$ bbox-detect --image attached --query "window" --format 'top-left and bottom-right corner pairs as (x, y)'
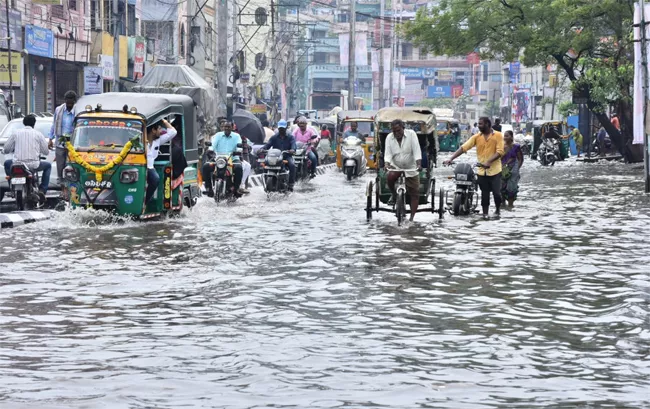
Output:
(312, 30), (327, 39)
(482, 64), (488, 81)
(313, 52), (327, 64)
(69, 0), (77, 10)
(401, 43), (413, 60)
(90, 0), (99, 30)
(128, 4), (136, 36)
(180, 24), (185, 57)
(419, 48), (428, 60)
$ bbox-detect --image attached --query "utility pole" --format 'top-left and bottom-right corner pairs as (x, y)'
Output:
(642, 0), (650, 192)
(388, 0), (395, 106)
(112, 0), (120, 91)
(347, 0), (356, 109)
(216, 0), (228, 117)
(4, 0), (12, 102)
(396, 0), (402, 103)
(186, 0), (192, 63)
(232, 0), (238, 113)
(550, 67), (559, 119)
(378, 0), (385, 108)
(270, 0), (277, 120)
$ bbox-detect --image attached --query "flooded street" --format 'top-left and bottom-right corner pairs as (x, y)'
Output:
(1, 158), (649, 408)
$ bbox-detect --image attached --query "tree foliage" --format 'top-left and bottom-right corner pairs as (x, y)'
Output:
(483, 101), (500, 118)
(403, 0), (638, 160)
(558, 101), (578, 118)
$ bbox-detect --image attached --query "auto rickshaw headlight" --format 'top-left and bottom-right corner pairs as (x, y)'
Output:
(63, 165), (78, 182)
(120, 168), (139, 183)
(84, 105), (92, 112)
(129, 106), (137, 114)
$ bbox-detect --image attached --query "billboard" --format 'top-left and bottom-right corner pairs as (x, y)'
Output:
(427, 85), (452, 98)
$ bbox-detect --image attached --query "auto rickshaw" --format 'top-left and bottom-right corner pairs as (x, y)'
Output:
(529, 120), (568, 160)
(437, 117), (461, 152)
(312, 117), (337, 163)
(336, 110), (378, 170)
(365, 107), (444, 225)
(62, 93), (201, 218)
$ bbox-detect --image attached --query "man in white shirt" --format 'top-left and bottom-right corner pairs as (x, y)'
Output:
(146, 119), (176, 204)
(384, 119), (422, 221)
(3, 114), (51, 194)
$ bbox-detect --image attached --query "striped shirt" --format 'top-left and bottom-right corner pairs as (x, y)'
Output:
(4, 126), (50, 169)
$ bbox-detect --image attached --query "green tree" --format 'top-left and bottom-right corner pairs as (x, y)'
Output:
(403, 0), (638, 161)
(558, 101), (578, 118)
(483, 101), (500, 118)
(417, 98), (455, 109)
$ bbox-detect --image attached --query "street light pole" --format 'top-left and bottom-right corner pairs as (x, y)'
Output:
(347, 0), (356, 109)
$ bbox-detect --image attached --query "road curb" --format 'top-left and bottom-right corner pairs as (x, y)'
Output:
(248, 163), (338, 188)
(0, 210), (54, 229)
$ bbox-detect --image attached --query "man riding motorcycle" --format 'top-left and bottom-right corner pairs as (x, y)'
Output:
(261, 120), (297, 191)
(293, 116), (319, 177)
(201, 120), (246, 197)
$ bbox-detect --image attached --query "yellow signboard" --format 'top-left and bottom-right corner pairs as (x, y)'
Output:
(101, 33), (128, 78)
(0, 52), (23, 87)
(251, 104), (266, 114)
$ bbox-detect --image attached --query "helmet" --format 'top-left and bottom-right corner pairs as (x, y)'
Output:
(278, 119), (288, 129)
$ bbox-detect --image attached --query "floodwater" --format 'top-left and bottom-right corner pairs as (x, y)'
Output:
(0, 158), (649, 408)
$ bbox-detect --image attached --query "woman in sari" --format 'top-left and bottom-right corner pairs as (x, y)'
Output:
(501, 130), (524, 208)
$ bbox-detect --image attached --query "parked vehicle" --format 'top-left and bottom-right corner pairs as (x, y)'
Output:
(446, 162), (479, 216)
(537, 138), (559, 166)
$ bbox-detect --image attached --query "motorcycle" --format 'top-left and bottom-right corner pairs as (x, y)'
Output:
(537, 138), (559, 166)
(8, 162), (46, 210)
(589, 133), (612, 157)
(294, 140), (316, 181)
(205, 143), (243, 203)
(340, 136), (367, 181)
(260, 149), (292, 194)
(446, 162), (479, 216)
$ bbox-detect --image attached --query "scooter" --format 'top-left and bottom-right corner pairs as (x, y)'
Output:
(340, 136), (367, 181)
(445, 162), (479, 216)
(260, 149), (292, 194)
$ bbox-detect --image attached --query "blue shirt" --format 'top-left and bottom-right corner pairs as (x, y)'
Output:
(210, 131), (242, 154)
(49, 108), (75, 139)
(263, 133), (296, 151)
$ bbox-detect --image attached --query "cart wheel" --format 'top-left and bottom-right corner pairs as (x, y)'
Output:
(366, 180), (373, 221)
(438, 188), (445, 220)
(396, 191), (405, 226)
(375, 177), (380, 211)
(430, 178), (436, 213)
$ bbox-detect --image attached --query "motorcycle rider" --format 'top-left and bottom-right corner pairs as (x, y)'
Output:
(262, 120), (297, 191)
(3, 114), (51, 197)
(343, 122), (361, 140)
(201, 120), (246, 197)
(293, 116), (319, 177)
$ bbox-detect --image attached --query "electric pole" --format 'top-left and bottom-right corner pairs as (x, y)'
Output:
(216, 0), (228, 117)
(4, 0), (12, 102)
(112, 0), (120, 91)
(347, 0), (356, 109)
(378, 0), (384, 108)
(388, 0), (395, 107)
(232, 0), (238, 113)
(642, 0), (650, 192)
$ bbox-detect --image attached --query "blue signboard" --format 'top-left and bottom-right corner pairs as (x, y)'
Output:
(509, 62), (520, 83)
(427, 85), (452, 98)
(400, 67), (436, 79)
(25, 25), (54, 58)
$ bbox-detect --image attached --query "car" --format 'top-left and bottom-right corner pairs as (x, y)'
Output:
(0, 116), (60, 202)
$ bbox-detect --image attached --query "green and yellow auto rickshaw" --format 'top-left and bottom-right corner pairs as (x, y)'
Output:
(336, 110), (378, 170)
(62, 93), (201, 218)
(437, 117), (461, 152)
(530, 119), (568, 160)
(365, 107), (444, 225)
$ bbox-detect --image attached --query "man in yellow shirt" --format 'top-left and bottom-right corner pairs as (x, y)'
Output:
(444, 117), (505, 217)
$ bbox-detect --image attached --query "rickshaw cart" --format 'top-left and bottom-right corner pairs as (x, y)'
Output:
(365, 107), (444, 225)
(64, 93), (201, 218)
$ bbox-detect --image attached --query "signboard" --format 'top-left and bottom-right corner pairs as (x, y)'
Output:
(251, 104), (266, 114)
(427, 85), (452, 98)
(452, 85), (464, 98)
(25, 25), (54, 58)
(399, 67), (435, 79)
(32, 0), (62, 4)
(84, 67), (103, 95)
(134, 36), (145, 79)
(99, 54), (114, 80)
(467, 52), (480, 64)
(0, 52), (23, 87)
(437, 70), (453, 82)
(509, 62), (520, 83)
(240, 73), (250, 83)
(0, 10), (22, 51)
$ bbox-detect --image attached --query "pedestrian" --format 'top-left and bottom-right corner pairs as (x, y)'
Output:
(471, 122), (479, 135)
(49, 90), (77, 184)
(320, 124), (331, 140)
(493, 118), (502, 132)
(262, 119), (275, 143)
(444, 116), (504, 218)
(597, 125), (608, 157)
(501, 130), (523, 209)
(569, 125), (583, 157)
(384, 119), (422, 222)
(611, 113), (620, 131)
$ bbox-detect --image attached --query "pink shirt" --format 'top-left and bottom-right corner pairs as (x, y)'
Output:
(294, 127), (319, 145)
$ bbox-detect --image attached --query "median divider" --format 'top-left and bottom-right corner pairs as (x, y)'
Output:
(0, 210), (54, 229)
(248, 163), (338, 189)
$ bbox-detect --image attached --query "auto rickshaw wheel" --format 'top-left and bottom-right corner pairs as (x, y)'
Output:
(438, 188), (445, 220)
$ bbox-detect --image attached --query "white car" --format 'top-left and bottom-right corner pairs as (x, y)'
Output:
(0, 116), (59, 201)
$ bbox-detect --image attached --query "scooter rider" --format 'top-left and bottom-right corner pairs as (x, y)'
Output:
(262, 120), (297, 191)
(201, 120), (245, 197)
(293, 116), (319, 177)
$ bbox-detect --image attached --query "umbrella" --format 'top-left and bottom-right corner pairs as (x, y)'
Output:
(233, 110), (265, 145)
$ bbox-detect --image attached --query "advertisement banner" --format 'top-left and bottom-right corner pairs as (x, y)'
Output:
(0, 10), (22, 52)
(0, 52), (23, 87)
(427, 85), (452, 98)
(371, 50), (379, 72)
(134, 36), (146, 79)
(25, 25), (54, 58)
(355, 33), (368, 66)
(509, 61), (521, 83)
(399, 67), (435, 79)
(452, 85), (464, 98)
(100, 54), (114, 80)
(84, 66), (103, 95)
(437, 70), (453, 82)
(339, 33), (349, 67)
